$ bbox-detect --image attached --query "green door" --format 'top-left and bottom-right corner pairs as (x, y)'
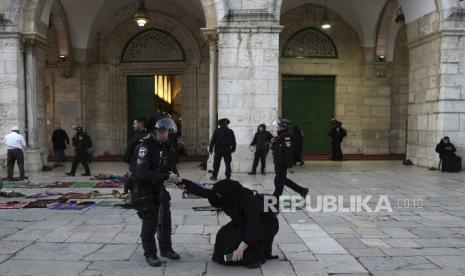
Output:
(282, 76), (335, 154)
(127, 76), (156, 139)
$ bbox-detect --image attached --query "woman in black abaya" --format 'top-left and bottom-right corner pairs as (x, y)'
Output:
(180, 179), (279, 268)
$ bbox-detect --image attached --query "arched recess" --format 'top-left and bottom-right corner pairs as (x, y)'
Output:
(280, 3), (365, 154)
(121, 28), (186, 63)
(389, 26), (409, 154)
(103, 14), (202, 66)
(49, 0), (72, 61)
(375, 0), (404, 62)
(282, 27), (338, 59)
(85, 11), (206, 155)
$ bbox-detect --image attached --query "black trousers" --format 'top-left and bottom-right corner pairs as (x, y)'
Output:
(133, 183), (160, 257)
(157, 188), (173, 252)
(331, 141), (343, 160)
(133, 184), (173, 257)
(273, 162), (306, 199)
(213, 150), (232, 178)
(212, 215), (279, 266)
(70, 152), (90, 174)
(251, 149), (268, 173)
(7, 149), (25, 180)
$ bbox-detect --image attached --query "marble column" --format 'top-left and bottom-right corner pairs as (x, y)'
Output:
(24, 40), (38, 148)
(22, 37), (47, 171)
(202, 28), (219, 141)
(217, 25), (282, 173)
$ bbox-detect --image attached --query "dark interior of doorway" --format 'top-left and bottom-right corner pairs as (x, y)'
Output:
(127, 75), (182, 140)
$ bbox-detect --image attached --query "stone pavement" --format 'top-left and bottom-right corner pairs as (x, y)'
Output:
(1, 161), (465, 275)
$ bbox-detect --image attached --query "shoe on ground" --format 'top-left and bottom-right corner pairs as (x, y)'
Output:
(265, 254), (279, 260)
(65, 172), (75, 176)
(248, 171), (256, 175)
(300, 188), (309, 199)
(161, 250), (180, 260)
(81, 173), (91, 176)
(210, 176), (217, 181)
(145, 255), (162, 267)
(261, 171), (266, 175)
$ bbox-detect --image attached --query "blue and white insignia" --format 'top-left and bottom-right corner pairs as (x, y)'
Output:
(138, 147), (148, 158)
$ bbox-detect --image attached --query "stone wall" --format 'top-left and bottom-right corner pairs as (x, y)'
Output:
(405, 12), (442, 167)
(0, 36), (25, 160)
(217, 27), (280, 171)
(389, 27), (409, 154)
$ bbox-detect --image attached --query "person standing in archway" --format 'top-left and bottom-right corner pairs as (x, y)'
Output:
(4, 126), (26, 181)
(248, 124), (273, 175)
(329, 119), (346, 161)
(66, 126), (92, 176)
(52, 126), (69, 167)
(209, 118), (236, 181)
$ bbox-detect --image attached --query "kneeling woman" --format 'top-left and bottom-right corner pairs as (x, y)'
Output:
(181, 179), (279, 268)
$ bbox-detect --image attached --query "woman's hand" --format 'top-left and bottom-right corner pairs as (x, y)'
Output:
(232, 248), (244, 262)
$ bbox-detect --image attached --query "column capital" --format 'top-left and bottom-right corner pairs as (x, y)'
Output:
(21, 33), (48, 51)
(201, 28), (218, 46)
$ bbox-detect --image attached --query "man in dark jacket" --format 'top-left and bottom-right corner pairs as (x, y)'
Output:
(51, 126), (69, 166)
(209, 118), (236, 181)
(435, 136), (459, 172)
(123, 118), (147, 194)
(66, 126), (92, 176)
(248, 124), (273, 175)
(271, 119), (308, 208)
(329, 119), (347, 161)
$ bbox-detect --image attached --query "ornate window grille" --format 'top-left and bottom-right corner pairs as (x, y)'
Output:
(122, 28), (186, 63)
(282, 28), (337, 58)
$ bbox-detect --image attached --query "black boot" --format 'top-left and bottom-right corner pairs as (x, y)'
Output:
(145, 255), (162, 267)
(300, 188), (309, 199)
(161, 249), (180, 260)
(210, 175), (217, 181)
(248, 171), (256, 175)
(65, 172), (75, 176)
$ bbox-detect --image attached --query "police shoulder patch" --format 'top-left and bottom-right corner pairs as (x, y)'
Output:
(138, 146), (148, 158)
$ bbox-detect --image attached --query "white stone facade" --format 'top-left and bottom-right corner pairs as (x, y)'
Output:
(1, 0), (465, 171)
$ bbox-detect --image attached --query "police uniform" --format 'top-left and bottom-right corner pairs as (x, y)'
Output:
(209, 123), (236, 180)
(68, 130), (92, 176)
(271, 129), (308, 200)
(130, 136), (178, 260)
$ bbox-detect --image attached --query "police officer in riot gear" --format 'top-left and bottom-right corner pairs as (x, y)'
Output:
(209, 118), (236, 181)
(271, 119), (308, 208)
(66, 126), (92, 176)
(130, 117), (181, 266)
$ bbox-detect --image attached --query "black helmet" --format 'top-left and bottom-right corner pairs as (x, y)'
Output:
(218, 118), (230, 126)
(154, 117), (178, 134)
(272, 118), (290, 127)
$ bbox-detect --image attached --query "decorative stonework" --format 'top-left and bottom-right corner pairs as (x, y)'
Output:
(282, 28), (337, 58)
(122, 28), (185, 63)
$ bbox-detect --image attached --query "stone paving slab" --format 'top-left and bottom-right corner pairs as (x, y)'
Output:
(85, 260), (164, 276)
(1, 161), (465, 275)
(316, 254), (368, 274)
(13, 242), (103, 261)
(0, 260), (90, 276)
(83, 244), (138, 261)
